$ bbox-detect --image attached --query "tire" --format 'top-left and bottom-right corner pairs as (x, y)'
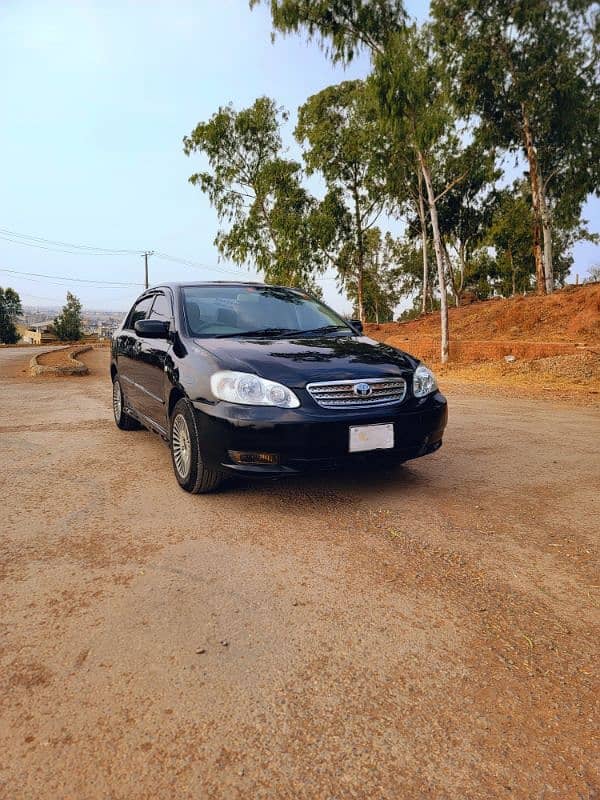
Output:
(112, 375), (141, 430)
(170, 398), (224, 494)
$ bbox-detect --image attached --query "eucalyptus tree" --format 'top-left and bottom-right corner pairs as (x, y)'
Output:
(486, 188), (538, 296)
(338, 228), (403, 322)
(295, 80), (389, 321)
(385, 233), (438, 313)
(432, 0), (600, 294)
(249, 0), (407, 60)
(251, 0), (455, 362)
(183, 97), (329, 289)
(373, 26), (458, 361)
(434, 138), (499, 305)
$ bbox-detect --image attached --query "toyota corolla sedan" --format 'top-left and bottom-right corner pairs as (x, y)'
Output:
(111, 282), (447, 493)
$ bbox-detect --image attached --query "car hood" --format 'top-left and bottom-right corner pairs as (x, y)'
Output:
(194, 335), (417, 387)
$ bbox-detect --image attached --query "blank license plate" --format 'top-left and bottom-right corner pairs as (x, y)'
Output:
(349, 423), (394, 453)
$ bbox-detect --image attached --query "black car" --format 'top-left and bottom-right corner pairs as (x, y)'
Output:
(111, 282), (447, 493)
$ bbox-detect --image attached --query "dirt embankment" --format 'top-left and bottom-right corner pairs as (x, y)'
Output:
(366, 284), (600, 403)
(368, 284), (600, 345)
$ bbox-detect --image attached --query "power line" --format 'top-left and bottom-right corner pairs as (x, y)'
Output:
(0, 226), (337, 285)
(153, 251), (248, 276)
(0, 235), (139, 257)
(0, 227), (245, 275)
(0, 267), (143, 287)
(0, 228), (144, 255)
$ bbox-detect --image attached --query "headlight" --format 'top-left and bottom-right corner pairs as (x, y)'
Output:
(413, 364), (438, 397)
(210, 371), (300, 408)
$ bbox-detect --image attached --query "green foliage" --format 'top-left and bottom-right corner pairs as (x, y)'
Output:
(373, 25), (453, 160)
(432, 0), (600, 288)
(383, 233), (435, 306)
(484, 188), (536, 296)
(187, 1), (600, 328)
(296, 79), (389, 318)
(183, 97), (330, 289)
(342, 229), (402, 322)
(53, 292), (83, 342)
(461, 184), (580, 296)
(249, 0), (406, 62)
(398, 296), (440, 321)
(0, 287), (22, 344)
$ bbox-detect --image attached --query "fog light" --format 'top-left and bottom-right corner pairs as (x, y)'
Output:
(228, 450), (280, 465)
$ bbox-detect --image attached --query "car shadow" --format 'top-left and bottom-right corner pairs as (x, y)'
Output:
(221, 457), (429, 501)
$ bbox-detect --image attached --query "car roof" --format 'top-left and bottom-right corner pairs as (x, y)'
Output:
(146, 281), (293, 292)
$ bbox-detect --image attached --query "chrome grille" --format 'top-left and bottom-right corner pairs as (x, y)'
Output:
(306, 377), (407, 409)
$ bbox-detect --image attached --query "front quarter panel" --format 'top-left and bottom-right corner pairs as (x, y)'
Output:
(173, 341), (223, 407)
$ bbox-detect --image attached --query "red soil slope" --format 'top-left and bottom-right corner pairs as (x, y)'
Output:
(365, 284), (600, 402)
(367, 283), (600, 344)
(366, 284), (600, 364)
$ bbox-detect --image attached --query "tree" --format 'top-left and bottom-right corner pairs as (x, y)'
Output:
(386, 229), (443, 313)
(485, 188), (536, 296)
(434, 136), (499, 305)
(251, 2), (454, 363)
(0, 287), (22, 344)
(250, 0), (407, 61)
(432, 0), (600, 294)
(461, 182), (579, 298)
(341, 228), (402, 322)
(373, 25), (456, 361)
(295, 80), (389, 321)
(584, 265), (600, 283)
(183, 97), (330, 290)
(53, 292), (83, 341)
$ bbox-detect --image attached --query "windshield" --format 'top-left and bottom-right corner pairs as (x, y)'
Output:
(181, 285), (353, 339)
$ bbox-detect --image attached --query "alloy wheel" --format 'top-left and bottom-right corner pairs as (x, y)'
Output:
(172, 413), (192, 478)
(112, 380), (122, 422)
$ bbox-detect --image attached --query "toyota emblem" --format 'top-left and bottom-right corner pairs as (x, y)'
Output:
(353, 382), (372, 397)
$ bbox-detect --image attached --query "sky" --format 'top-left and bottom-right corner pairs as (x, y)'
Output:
(0, 0), (598, 314)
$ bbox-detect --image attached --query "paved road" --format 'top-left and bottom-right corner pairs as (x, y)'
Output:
(1, 349), (598, 799)
(0, 345), (66, 377)
(0, 345), (63, 362)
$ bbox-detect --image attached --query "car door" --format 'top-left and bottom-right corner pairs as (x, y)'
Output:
(135, 290), (173, 431)
(115, 294), (154, 414)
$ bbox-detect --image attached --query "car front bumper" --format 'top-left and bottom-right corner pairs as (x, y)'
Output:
(191, 392), (448, 476)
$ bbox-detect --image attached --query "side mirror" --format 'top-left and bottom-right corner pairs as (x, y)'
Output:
(134, 319), (170, 339)
(349, 319), (363, 334)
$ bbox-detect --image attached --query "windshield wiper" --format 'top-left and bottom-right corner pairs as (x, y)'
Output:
(214, 327), (299, 339)
(293, 325), (351, 337)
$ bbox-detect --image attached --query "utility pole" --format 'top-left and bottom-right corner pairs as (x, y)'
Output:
(142, 251), (154, 290)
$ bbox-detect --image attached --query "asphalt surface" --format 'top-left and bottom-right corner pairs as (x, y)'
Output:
(1, 346), (598, 799)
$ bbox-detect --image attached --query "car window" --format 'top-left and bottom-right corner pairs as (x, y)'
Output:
(126, 296), (153, 329)
(182, 285), (350, 338)
(149, 292), (171, 320)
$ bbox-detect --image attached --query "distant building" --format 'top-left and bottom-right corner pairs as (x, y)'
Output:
(95, 321), (118, 339)
(16, 320), (58, 345)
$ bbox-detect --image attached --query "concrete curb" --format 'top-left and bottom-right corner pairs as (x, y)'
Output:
(30, 345), (92, 377)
